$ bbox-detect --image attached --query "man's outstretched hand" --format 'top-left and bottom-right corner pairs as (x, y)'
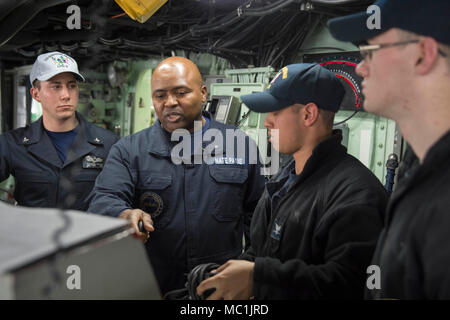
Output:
(119, 209), (154, 242)
(196, 260), (255, 300)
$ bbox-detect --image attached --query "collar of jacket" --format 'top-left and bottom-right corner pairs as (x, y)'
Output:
(420, 129), (450, 170)
(386, 129), (450, 225)
(19, 112), (103, 168)
(396, 129), (450, 185)
(266, 129), (346, 197)
(20, 112), (104, 146)
(147, 111), (224, 158)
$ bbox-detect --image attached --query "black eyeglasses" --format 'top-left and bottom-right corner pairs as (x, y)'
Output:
(359, 40), (448, 60)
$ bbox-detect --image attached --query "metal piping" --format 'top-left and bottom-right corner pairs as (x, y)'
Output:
(0, 0), (72, 48)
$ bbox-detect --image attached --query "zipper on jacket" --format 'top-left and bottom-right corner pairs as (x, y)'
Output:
(55, 168), (61, 208)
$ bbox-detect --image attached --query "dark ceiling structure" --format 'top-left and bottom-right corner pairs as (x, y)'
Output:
(0, 0), (373, 69)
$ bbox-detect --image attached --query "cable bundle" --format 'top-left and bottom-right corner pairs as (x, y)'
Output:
(10, 0), (373, 69)
(163, 262), (220, 300)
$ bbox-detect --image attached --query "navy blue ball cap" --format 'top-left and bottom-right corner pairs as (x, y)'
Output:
(328, 0), (450, 45)
(241, 63), (345, 113)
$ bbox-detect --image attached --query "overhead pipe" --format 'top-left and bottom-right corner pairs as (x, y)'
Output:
(0, 0), (72, 48)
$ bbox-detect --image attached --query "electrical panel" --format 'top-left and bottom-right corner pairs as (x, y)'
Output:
(206, 95), (241, 125)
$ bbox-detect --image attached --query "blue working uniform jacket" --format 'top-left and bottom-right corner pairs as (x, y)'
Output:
(0, 112), (119, 210)
(88, 112), (265, 294)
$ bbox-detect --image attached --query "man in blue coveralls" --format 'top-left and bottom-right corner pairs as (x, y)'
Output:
(0, 51), (118, 210)
(88, 56), (265, 295)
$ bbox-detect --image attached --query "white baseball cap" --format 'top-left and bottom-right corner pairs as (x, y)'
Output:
(29, 51), (85, 86)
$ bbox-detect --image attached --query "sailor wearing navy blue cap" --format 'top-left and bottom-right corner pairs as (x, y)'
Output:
(0, 51), (118, 210)
(197, 63), (388, 300)
(329, 0), (450, 299)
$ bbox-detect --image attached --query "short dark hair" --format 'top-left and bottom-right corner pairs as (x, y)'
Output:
(32, 79), (41, 89)
(440, 43), (450, 69)
(291, 104), (335, 130)
(319, 109), (335, 130)
(291, 104), (303, 114)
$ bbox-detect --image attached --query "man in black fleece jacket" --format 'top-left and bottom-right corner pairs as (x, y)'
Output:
(329, 0), (450, 299)
(197, 63), (387, 299)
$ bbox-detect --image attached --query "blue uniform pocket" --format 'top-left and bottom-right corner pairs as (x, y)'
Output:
(14, 171), (52, 207)
(136, 171), (172, 230)
(208, 165), (248, 222)
(72, 170), (101, 210)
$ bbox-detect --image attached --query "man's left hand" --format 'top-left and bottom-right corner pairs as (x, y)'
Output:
(196, 260), (255, 300)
